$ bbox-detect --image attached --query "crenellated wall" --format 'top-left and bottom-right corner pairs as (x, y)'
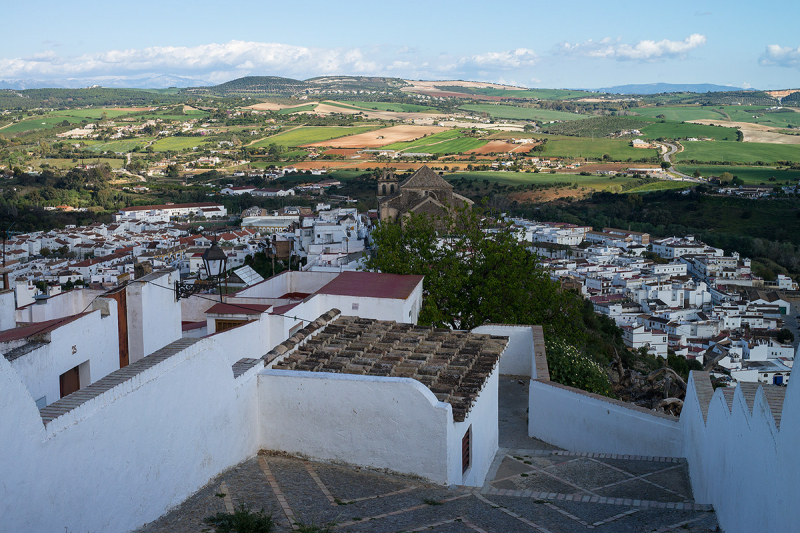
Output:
(682, 371), (795, 533)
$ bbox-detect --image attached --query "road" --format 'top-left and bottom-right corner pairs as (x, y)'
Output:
(660, 141), (703, 182)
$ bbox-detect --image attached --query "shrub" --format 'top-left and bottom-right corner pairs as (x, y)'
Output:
(545, 339), (614, 397)
(204, 504), (274, 533)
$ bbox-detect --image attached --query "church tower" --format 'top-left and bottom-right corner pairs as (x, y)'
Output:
(377, 170), (398, 198)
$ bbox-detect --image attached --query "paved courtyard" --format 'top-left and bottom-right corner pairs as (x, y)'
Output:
(136, 378), (719, 533)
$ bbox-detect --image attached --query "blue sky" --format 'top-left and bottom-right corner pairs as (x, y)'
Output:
(2, 0), (800, 89)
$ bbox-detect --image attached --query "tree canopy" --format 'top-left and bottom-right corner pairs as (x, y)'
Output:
(363, 206), (585, 341)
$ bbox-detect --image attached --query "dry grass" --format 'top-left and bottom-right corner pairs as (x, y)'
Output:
(303, 125), (448, 148)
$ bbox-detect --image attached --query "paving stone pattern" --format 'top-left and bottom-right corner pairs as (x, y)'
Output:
(135, 378), (720, 533)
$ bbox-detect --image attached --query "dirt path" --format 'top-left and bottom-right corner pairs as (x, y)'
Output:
(245, 126), (303, 147)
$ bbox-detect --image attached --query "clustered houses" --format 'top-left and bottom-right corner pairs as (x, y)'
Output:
(0, 207), (263, 306)
(511, 218), (797, 384)
(112, 201), (228, 223)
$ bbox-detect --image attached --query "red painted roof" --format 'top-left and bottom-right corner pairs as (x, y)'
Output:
(0, 312), (90, 343)
(317, 271), (423, 300)
(205, 303), (270, 315)
(181, 320), (206, 331)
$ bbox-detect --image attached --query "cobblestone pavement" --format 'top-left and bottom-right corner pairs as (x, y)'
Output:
(136, 378), (720, 533)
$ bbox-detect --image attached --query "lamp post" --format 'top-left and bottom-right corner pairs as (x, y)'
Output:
(174, 237), (228, 301)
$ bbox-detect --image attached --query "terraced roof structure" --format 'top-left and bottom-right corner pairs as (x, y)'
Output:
(270, 315), (508, 421)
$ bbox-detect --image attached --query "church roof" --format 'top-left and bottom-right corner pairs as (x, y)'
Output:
(398, 166), (453, 190)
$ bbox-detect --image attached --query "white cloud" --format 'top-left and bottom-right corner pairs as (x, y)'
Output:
(459, 48), (538, 69)
(760, 45), (800, 69)
(556, 34), (706, 61)
(0, 40), (387, 82)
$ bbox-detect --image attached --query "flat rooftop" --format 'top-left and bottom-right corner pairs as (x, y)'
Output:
(316, 271), (423, 300)
(271, 315), (508, 422)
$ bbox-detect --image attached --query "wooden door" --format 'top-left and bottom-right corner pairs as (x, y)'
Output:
(59, 366), (80, 398)
(106, 287), (129, 368)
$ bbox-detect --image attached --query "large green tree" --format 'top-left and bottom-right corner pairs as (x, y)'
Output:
(364, 207), (585, 341)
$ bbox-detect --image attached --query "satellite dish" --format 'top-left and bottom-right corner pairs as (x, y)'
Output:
(197, 226), (204, 231)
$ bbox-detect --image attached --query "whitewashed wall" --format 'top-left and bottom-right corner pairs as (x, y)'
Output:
(529, 380), (683, 457)
(682, 372), (798, 533)
(0, 289), (16, 331)
(450, 370), (499, 486)
(472, 325), (534, 377)
(259, 371), (454, 484)
(0, 336), (261, 533)
(127, 271), (182, 363)
(8, 301), (119, 407)
(207, 314), (271, 364)
(15, 288), (105, 324)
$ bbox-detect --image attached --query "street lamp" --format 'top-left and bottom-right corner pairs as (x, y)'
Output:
(174, 237), (228, 301)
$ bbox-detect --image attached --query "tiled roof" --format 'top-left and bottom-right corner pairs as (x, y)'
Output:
(205, 303), (271, 315)
(317, 271), (423, 300)
(0, 312), (90, 346)
(271, 315), (508, 422)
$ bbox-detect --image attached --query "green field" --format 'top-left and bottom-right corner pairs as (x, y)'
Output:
(543, 135), (659, 160)
(151, 137), (211, 152)
(339, 101), (440, 113)
(37, 157), (124, 169)
(250, 126), (379, 148)
(423, 138), (487, 154)
(635, 106), (727, 122)
(675, 164), (800, 184)
(275, 104), (317, 114)
(444, 170), (660, 192)
(623, 180), (692, 193)
(721, 106), (800, 129)
(83, 139), (150, 153)
(1, 115), (84, 133)
(640, 121), (738, 141)
(439, 87), (595, 100)
(381, 129), (465, 151)
(675, 140), (800, 164)
(460, 104), (588, 122)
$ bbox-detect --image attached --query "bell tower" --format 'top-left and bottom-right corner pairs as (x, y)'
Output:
(377, 170), (398, 198)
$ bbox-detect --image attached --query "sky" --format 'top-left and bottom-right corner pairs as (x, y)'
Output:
(2, 0), (800, 90)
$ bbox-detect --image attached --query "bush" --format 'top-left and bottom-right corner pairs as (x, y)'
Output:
(204, 504), (274, 533)
(545, 339), (614, 397)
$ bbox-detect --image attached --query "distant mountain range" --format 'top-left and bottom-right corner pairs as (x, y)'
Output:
(0, 75), (206, 90)
(594, 83), (747, 95)
(0, 77), (761, 96)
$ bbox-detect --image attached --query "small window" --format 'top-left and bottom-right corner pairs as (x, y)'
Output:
(462, 426), (471, 475)
(351, 303), (359, 310)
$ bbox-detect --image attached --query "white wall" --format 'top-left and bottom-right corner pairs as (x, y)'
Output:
(8, 301), (119, 407)
(127, 271), (182, 363)
(0, 336), (262, 533)
(472, 325), (534, 377)
(0, 289), (16, 331)
(15, 288), (105, 324)
(259, 371), (454, 484)
(235, 271), (338, 299)
(682, 372), (799, 533)
(450, 369), (499, 486)
(529, 380), (683, 457)
(206, 314), (270, 364)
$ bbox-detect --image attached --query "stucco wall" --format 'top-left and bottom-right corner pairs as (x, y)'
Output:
(127, 271), (182, 363)
(9, 303), (120, 407)
(472, 325), (534, 377)
(0, 289), (16, 331)
(682, 372), (797, 533)
(0, 336), (261, 533)
(259, 370), (454, 484)
(529, 380), (683, 457)
(449, 369), (499, 486)
(15, 288), (105, 324)
(207, 315), (270, 364)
